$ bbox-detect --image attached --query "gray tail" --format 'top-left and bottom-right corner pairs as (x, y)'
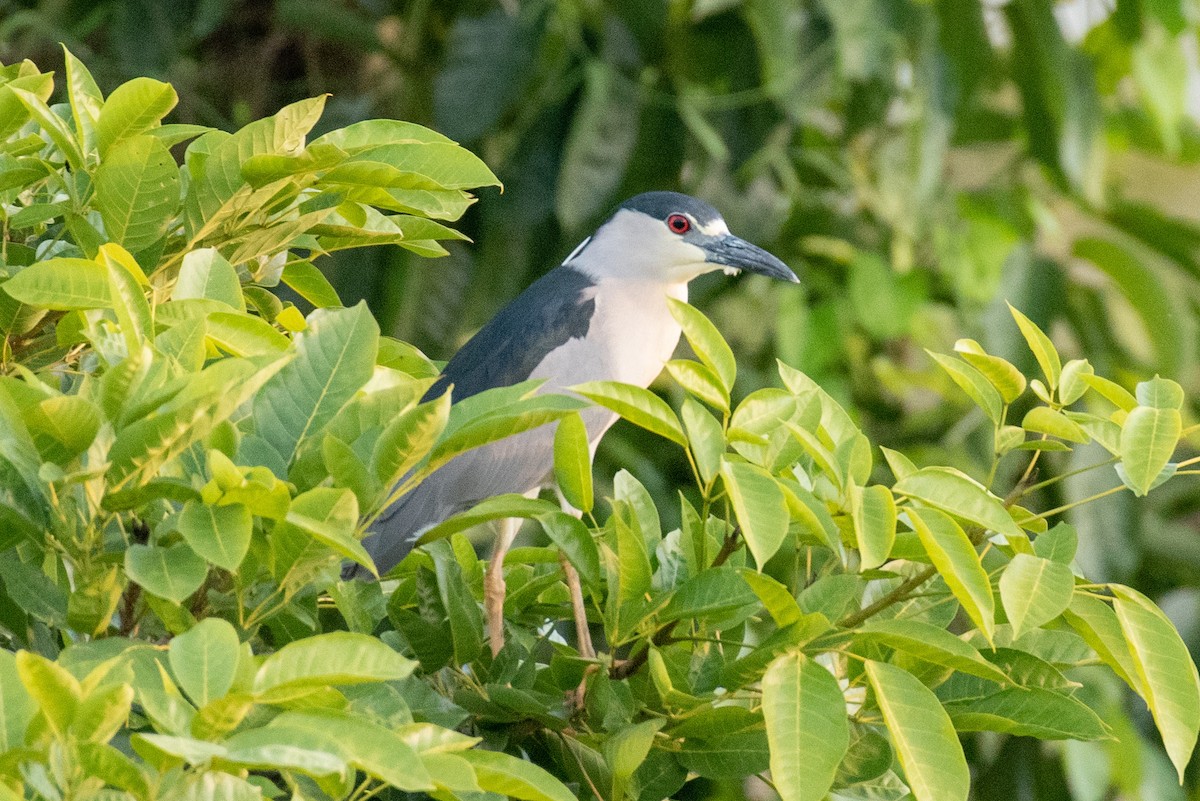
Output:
(343, 481), (446, 581)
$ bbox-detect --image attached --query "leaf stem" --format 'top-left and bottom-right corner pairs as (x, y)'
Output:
(1030, 485), (1128, 521)
(1018, 457), (1118, 498)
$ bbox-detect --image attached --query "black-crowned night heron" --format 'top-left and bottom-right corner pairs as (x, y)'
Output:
(348, 191), (797, 656)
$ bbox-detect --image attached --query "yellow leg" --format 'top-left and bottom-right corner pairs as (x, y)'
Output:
(554, 488), (596, 660)
(559, 554), (595, 659)
(486, 518), (520, 657)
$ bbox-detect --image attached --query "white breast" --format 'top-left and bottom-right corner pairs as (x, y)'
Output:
(529, 279), (688, 442)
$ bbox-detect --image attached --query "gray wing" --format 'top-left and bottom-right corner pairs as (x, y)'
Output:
(347, 266), (598, 579)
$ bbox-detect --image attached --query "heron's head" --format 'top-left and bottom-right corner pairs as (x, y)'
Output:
(567, 191), (798, 285)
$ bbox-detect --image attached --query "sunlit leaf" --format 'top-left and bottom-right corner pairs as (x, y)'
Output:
(1007, 303), (1061, 390)
(1112, 585), (1200, 781)
(907, 506), (995, 642)
(721, 460), (789, 568)
(853, 483), (896, 570)
(866, 660), (969, 801)
(168, 618), (240, 707)
(573, 381), (686, 446)
(553, 412), (593, 513)
(999, 553), (1074, 638)
(763, 652), (849, 801)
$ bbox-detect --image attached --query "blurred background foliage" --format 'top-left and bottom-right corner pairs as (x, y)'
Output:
(4, 0), (1200, 796)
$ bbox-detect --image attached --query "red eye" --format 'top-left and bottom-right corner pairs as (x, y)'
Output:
(667, 214), (691, 234)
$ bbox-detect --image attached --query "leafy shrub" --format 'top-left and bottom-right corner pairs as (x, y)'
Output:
(1, 51), (1198, 801)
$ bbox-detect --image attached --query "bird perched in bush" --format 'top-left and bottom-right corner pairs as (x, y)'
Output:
(348, 191), (797, 656)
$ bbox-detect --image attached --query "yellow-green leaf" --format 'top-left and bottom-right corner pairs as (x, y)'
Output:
(763, 652), (848, 801)
(1112, 585), (1200, 781)
(853, 483), (896, 570)
(908, 506), (995, 642)
(1008, 304), (1061, 390)
(553, 412), (593, 513)
(866, 660), (969, 801)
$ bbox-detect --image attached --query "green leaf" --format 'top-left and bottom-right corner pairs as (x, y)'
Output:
(1058, 359), (1094, 405)
(278, 487), (373, 574)
(131, 732), (228, 767)
(945, 687), (1109, 740)
(372, 392), (451, 489)
(541, 512), (602, 590)
(177, 501), (253, 571)
(668, 298), (737, 392)
(0, 651), (35, 751)
(175, 248), (245, 311)
(667, 359), (729, 412)
(0, 558), (67, 626)
(1007, 303), (1061, 390)
(606, 719), (664, 800)
(740, 570), (804, 626)
(999, 553), (1074, 638)
(108, 356), (286, 488)
(219, 724), (347, 779)
(101, 243), (153, 353)
(659, 567), (756, 623)
(1022, 407), (1088, 443)
(62, 45), (103, 156)
(125, 543), (208, 604)
(681, 398), (724, 484)
(271, 710), (434, 791)
(553, 412), (593, 513)
(1034, 522), (1077, 564)
(1063, 593), (1139, 690)
(463, 749), (577, 801)
(251, 303), (379, 470)
(894, 467), (1023, 541)
(1136, 376), (1185, 410)
(76, 742), (149, 798)
(15, 650), (81, 736)
(856, 619), (1011, 683)
(73, 682), (133, 743)
(253, 632), (416, 695)
(205, 312), (290, 356)
(427, 393), (583, 470)
(1081, 373), (1137, 412)
(168, 618), (240, 707)
(953, 339), (1026, 403)
(415, 494), (559, 545)
(1112, 585), (1200, 781)
(853, 483), (896, 570)
(1119, 404), (1181, 496)
(866, 660), (969, 801)
(762, 652), (849, 801)
(572, 381), (686, 446)
(721, 460), (789, 567)
(97, 77), (178, 156)
(282, 260), (342, 308)
(907, 507), (995, 642)
(10, 87), (86, 169)
(94, 134), (181, 251)
(4, 258), (110, 309)
(24, 395), (101, 462)
(928, 351), (1003, 424)
(677, 729), (770, 780)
